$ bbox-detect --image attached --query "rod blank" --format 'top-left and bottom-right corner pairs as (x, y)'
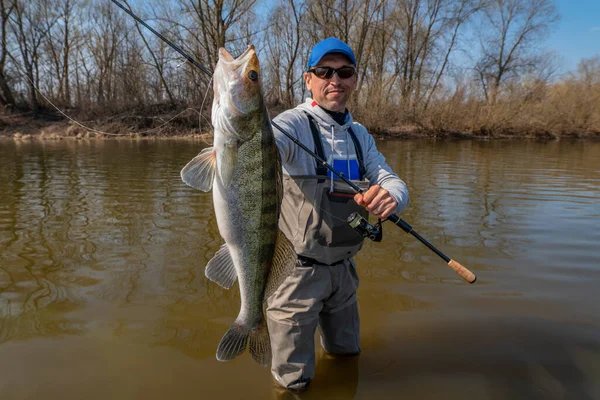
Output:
(110, 0), (477, 284)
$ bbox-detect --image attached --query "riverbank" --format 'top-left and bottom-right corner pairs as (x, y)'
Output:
(0, 107), (210, 140)
(1, 108), (598, 140)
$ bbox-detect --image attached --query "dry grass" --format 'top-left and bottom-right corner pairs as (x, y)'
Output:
(352, 77), (600, 139)
(3, 73), (599, 140)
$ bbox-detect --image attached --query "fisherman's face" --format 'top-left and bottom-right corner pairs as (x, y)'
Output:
(304, 53), (357, 113)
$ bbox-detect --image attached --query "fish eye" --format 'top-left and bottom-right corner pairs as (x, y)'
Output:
(248, 70), (258, 81)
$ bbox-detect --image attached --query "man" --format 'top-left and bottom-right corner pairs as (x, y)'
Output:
(267, 37), (410, 390)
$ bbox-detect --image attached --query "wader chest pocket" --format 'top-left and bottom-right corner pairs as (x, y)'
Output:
(314, 181), (369, 248)
(280, 175), (370, 264)
(327, 191), (355, 202)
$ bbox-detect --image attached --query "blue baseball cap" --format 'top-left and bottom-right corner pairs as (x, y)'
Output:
(307, 37), (356, 70)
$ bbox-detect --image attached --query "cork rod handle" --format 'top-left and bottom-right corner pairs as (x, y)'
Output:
(448, 259), (477, 283)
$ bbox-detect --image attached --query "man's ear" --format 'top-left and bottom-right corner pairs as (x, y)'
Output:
(304, 71), (312, 91)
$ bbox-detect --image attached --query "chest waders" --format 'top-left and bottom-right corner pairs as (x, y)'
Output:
(114, 0), (476, 284)
(279, 114), (370, 266)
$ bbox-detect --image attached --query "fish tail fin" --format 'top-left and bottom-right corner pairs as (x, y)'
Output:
(249, 319), (271, 367)
(216, 321), (249, 362)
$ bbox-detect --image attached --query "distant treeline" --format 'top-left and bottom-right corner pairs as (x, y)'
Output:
(1, 0), (599, 137)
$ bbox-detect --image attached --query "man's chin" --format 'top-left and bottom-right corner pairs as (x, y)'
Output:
(322, 98), (347, 112)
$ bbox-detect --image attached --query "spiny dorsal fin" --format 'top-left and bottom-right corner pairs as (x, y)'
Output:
(264, 230), (297, 300)
(180, 147), (216, 192)
(205, 244), (237, 289)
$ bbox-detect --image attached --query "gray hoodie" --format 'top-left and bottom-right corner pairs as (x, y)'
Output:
(272, 98), (409, 214)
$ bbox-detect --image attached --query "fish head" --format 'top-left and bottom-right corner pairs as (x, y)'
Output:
(212, 45), (263, 141)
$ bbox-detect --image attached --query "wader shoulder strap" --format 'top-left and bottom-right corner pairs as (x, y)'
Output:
(304, 112), (367, 179)
(304, 112), (328, 175)
(347, 126), (366, 180)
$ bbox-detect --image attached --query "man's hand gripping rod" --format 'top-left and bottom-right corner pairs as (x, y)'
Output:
(109, 0), (476, 284)
(273, 124), (476, 284)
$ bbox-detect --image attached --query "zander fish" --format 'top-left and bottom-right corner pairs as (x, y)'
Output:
(181, 45), (296, 366)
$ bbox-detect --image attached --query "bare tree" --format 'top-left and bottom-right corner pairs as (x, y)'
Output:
(86, 2), (125, 107)
(123, 1), (175, 104)
(0, 0), (15, 107)
(474, 0), (559, 104)
(2, 0), (595, 138)
(45, 0), (79, 107)
(572, 55), (600, 88)
(423, 0), (483, 111)
(561, 55), (600, 130)
(390, 0), (471, 114)
(176, 0), (258, 68)
(265, 0), (306, 107)
(10, 0), (59, 113)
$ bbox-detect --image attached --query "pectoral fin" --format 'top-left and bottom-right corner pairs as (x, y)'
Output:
(264, 231), (297, 300)
(181, 147), (216, 192)
(219, 142), (238, 188)
(205, 244), (237, 289)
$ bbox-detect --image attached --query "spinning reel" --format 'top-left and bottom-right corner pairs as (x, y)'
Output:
(347, 212), (384, 242)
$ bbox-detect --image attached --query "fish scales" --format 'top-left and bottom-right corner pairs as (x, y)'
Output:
(217, 121), (278, 320)
(181, 45), (296, 367)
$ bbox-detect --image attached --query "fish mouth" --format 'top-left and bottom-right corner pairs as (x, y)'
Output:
(213, 45), (262, 121)
(219, 48), (235, 62)
(218, 45), (256, 69)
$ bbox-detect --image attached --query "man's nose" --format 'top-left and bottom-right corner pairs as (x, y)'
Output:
(330, 74), (342, 84)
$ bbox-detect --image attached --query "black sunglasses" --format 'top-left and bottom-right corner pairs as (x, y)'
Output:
(308, 66), (356, 79)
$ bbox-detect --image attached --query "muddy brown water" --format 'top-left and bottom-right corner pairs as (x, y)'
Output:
(0, 139), (598, 399)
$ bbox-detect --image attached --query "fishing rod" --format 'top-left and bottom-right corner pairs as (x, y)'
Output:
(109, 0), (212, 76)
(110, 0), (476, 284)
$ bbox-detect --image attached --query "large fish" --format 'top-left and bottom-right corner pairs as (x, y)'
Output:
(180, 45), (297, 366)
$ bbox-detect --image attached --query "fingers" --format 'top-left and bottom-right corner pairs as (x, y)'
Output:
(369, 195), (397, 218)
(353, 185), (398, 218)
(366, 189), (387, 212)
(353, 192), (364, 205)
(354, 185), (379, 206)
(376, 199), (398, 218)
(362, 185), (381, 205)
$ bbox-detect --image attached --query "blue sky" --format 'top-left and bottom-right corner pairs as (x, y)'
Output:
(547, 0), (600, 71)
(132, 0), (597, 75)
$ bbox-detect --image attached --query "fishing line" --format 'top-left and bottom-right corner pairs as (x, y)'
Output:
(317, 206), (350, 223)
(110, 0), (478, 284)
(17, 70), (204, 137)
(7, 36), (206, 137)
(7, 59), (120, 137)
(109, 0), (212, 76)
(198, 75), (215, 146)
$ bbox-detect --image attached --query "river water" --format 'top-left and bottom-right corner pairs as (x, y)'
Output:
(0, 138), (598, 399)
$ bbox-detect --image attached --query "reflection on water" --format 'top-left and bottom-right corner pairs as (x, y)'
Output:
(0, 139), (599, 399)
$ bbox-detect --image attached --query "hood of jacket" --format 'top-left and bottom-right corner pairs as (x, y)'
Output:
(296, 98), (364, 189)
(297, 98), (353, 133)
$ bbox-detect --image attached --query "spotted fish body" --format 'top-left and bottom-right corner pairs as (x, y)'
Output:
(181, 46), (296, 366)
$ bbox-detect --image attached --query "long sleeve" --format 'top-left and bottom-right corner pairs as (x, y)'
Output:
(272, 110), (305, 166)
(361, 132), (410, 214)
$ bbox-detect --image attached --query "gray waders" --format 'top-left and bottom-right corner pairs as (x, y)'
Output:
(267, 114), (368, 389)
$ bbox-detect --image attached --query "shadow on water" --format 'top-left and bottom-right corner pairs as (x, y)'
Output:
(270, 316), (599, 400)
(270, 350), (360, 400)
(379, 317), (597, 399)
